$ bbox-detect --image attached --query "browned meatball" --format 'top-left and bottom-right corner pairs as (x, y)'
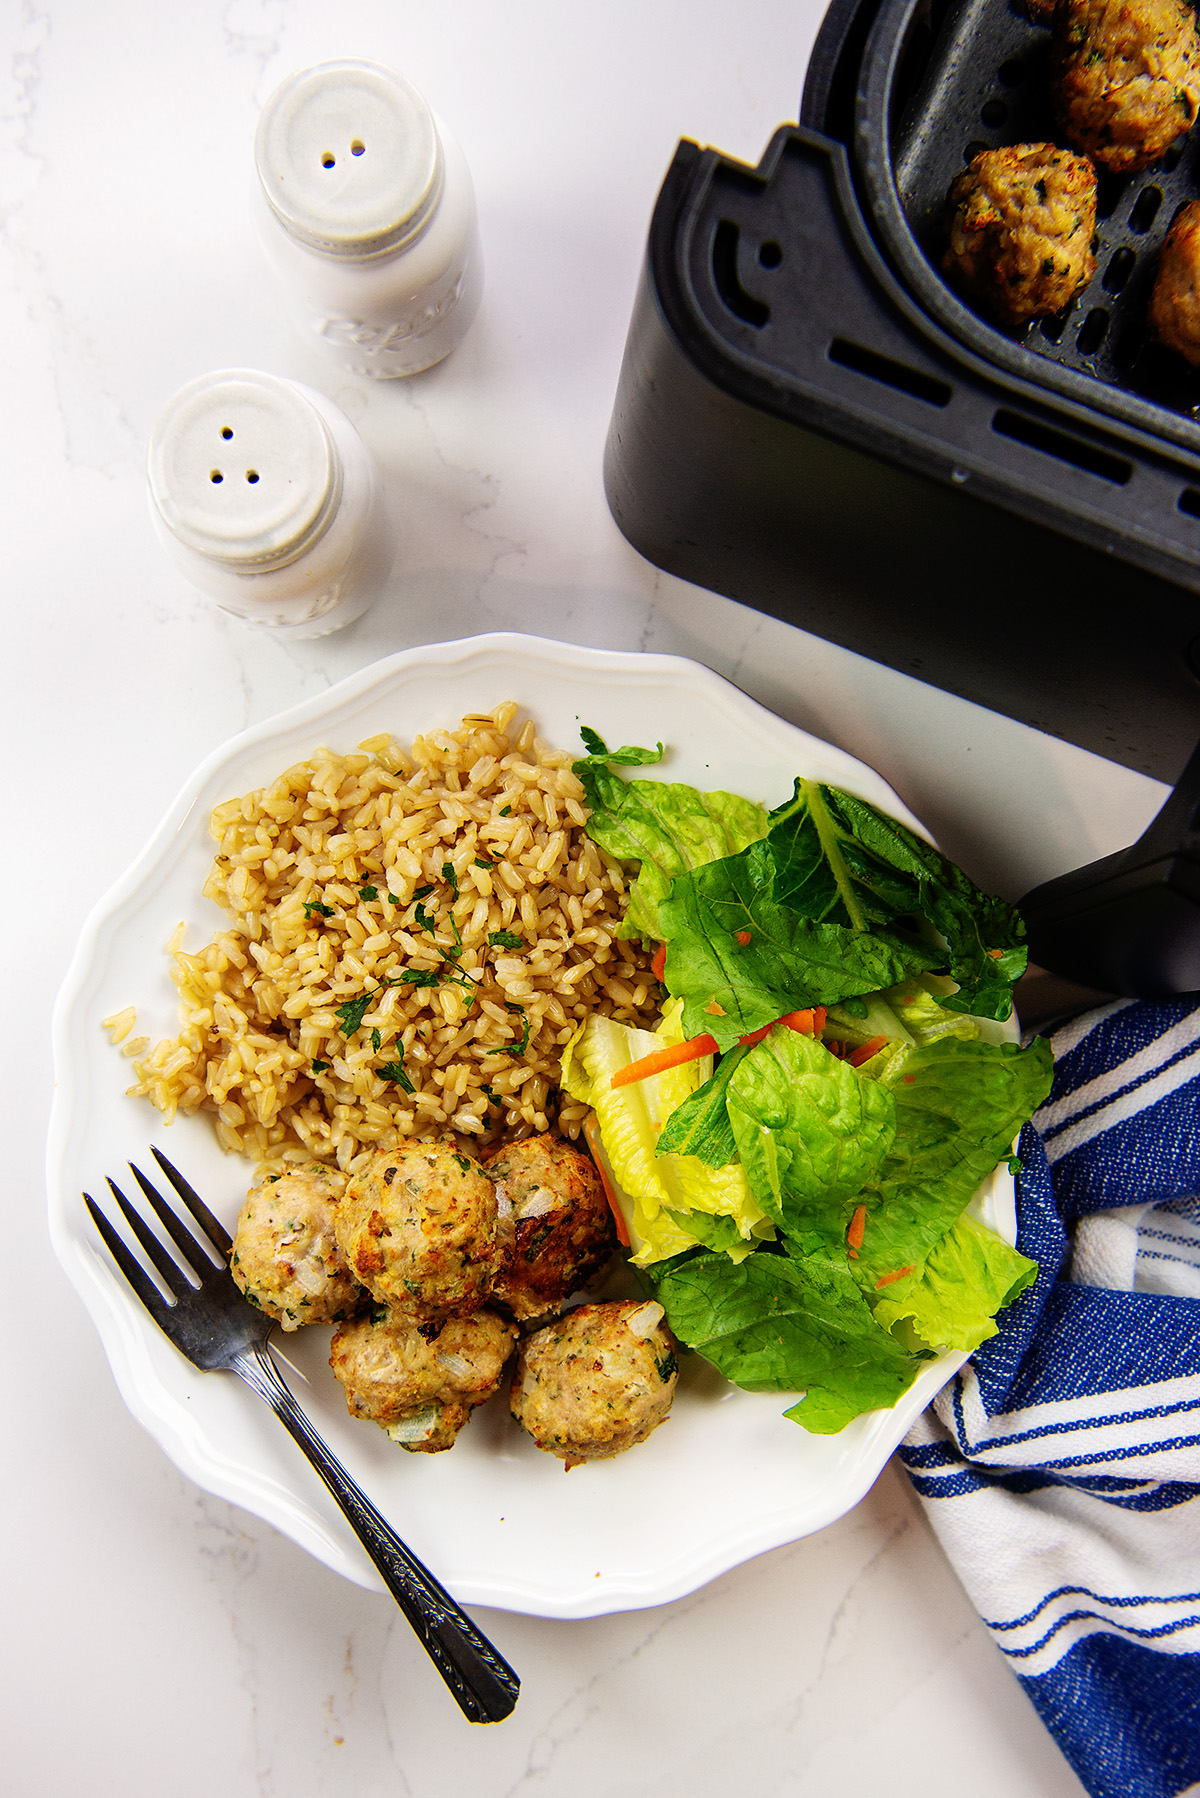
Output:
(1052, 0), (1200, 173)
(483, 1134), (617, 1322)
(230, 1166), (363, 1331)
(1148, 199), (1200, 360)
(942, 144), (1098, 329)
(510, 1299), (679, 1467)
(330, 1307), (516, 1452)
(334, 1139), (502, 1325)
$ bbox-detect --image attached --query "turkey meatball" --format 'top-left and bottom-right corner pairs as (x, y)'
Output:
(230, 1166), (362, 1331)
(330, 1306), (517, 1452)
(1052, 0), (1200, 173)
(510, 1300), (679, 1467)
(942, 143), (1098, 329)
(484, 1133), (617, 1322)
(1148, 198), (1200, 361)
(334, 1139), (502, 1325)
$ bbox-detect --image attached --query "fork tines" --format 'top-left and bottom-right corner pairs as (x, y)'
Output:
(84, 1152), (229, 1315)
(83, 1187), (178, 1322)
(150, 1146), (233, 1254)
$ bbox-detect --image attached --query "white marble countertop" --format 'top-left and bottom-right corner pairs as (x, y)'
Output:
(5, 3), (1160, 1792)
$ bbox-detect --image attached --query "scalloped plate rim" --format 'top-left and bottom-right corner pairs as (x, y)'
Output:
(47, 632), (1014, 1619)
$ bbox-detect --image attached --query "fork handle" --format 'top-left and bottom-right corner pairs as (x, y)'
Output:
(232, 1344), (519, 1723)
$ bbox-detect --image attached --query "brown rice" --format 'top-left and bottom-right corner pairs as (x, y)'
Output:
(119, 704), (658, 1181)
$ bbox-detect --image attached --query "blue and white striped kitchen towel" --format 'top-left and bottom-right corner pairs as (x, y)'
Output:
(900, 998), (1200, 1798)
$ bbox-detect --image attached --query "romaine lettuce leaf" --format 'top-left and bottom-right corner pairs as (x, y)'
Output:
(571, 744), (1044, 1434)
(871, 1210), (1037, 1352)
(659, 838), (936, 1051)
(658, 979), (991, 1165)
(560, 1002), (768, 1266)
(577, 728), (665, 769)
(655, 1043), (750, 1166)
(765, 781), (1027, 1020)
(648, 1247), (920, 1435)
(572, 744), (769, 943)
(824, 989), (915, 1050)
(849, 1035), (1053, 1294)
(824, 977), (987, 1059)
(725, 1028), (896, 1247)
(878, 978), (990, 1046)
(662, 1207), (772, 1263)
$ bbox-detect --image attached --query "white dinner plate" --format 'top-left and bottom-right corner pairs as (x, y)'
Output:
(47, 632), (1015, 1619)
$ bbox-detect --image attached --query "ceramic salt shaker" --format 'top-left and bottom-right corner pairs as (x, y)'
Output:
(147, 369), (390, 635)
(252, 59), (482, 378)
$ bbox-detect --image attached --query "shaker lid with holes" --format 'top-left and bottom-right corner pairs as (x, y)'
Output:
(254, 59), (444, 260)
(147, 370), (342, 571)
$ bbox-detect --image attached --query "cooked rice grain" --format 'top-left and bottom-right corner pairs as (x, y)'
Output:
(127, 705), (657, 1178)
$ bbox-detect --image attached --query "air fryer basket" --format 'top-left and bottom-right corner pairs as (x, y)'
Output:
(602, 0), (1200, 782)
(854, 0), (1200, 451)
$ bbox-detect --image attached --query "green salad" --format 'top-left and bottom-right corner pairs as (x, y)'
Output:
(560, 732), (1053, 1436)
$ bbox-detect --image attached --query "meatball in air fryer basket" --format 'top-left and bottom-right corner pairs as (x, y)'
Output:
(941, 143), (1098, 331)
(1051, 0), (1200, 175)
(1148, 198), (1200, 364)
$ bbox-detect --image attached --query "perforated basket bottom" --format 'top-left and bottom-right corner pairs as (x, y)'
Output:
(894, 1), (1200, 419)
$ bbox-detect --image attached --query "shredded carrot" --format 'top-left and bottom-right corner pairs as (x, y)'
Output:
(583, 1115), (629, 1246)
(738, 1007), (823, 1049)
(902, 1073), (916, 1084)
(735, 929), (753, 946)
(650, 941), (667, 982)
(987, 948), (1003, 959)
(847, 1034), (889, 1068)
(703, 998), (726, 1017)
(610, 1033), (718, 1088)
(875, 1265), (915, 1289)
(847, 1204), (867, 1253)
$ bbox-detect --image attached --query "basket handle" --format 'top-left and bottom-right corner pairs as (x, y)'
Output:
(1019, 739), (1200, 1000)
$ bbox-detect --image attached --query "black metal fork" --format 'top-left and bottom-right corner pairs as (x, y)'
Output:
(85, 1147), (519, 1723)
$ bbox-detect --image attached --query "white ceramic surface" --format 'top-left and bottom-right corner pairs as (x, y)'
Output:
(48, 632), (1013, 1619)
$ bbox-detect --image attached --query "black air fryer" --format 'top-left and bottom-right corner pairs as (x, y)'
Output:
(604, 0), (1200, 787)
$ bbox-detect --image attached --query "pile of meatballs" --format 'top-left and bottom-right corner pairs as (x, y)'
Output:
(228, 1134), (679, 1468)
(942, 0), (1200, 364)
